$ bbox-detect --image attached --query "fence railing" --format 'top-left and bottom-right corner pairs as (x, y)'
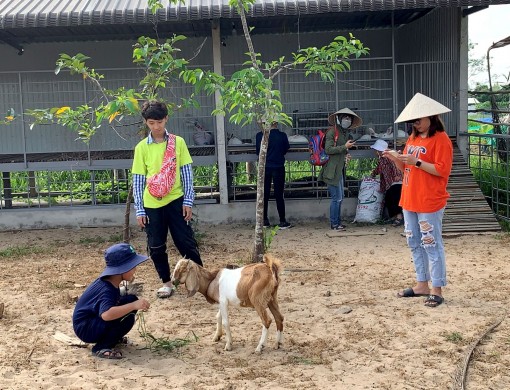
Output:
(0, 154), (380, 210)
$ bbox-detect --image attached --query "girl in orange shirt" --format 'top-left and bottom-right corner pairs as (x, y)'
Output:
(384, 93), (453, 308)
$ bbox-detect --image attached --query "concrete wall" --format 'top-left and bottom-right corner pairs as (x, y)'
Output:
(0, 198), (358, 230)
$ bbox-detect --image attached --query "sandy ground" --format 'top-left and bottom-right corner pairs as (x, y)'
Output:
(0, 221), (509, 390)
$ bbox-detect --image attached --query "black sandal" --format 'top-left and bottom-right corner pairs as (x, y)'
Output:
(424, 294), (444, 308)
(392, 218), (404, 227)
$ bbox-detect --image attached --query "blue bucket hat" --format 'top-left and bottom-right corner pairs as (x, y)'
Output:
(100, 243), (149, 278)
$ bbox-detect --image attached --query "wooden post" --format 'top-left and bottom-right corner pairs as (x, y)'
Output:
(28, 171), (37, 197)
(2, 172), (12, 209)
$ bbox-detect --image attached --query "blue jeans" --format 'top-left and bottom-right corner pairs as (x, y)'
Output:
(327, 174), (344, 227)
(403, 207), (447, 288)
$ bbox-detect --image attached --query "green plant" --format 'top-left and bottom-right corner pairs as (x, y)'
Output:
(78, 233), (122, 244)
(137, 312), (198, 352)
(79, 236), (108, 244)
(443, 331), (463, 344)
(0, 245), (47, 258)
(263, 225), (279, 252)
(109, 233), (123, 242)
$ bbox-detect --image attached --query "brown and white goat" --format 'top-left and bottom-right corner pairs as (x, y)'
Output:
(171, 254), (284, 353)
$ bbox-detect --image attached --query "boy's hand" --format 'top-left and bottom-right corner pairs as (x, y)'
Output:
(183, 206), (192, 222)
(136, 298), (150, 312)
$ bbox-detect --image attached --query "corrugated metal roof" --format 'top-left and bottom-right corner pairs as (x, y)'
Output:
(0, 0), (509, 29)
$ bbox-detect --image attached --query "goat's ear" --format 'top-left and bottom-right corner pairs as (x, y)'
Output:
(185, 263), (199, 297)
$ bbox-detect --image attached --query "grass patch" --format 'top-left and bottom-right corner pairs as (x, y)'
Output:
(0, 245), (47, 258)
(137, 312), (198, 353)
(443, 331), (463, 344)
(286, 355), (324, 365)
(49, 280), (70, 290)
(78, 233), (123, 245)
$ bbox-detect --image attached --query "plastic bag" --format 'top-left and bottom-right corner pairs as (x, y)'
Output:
(353, 177), (384, 223)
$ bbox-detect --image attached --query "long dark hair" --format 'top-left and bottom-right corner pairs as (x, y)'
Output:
(411, 115), (445, 138)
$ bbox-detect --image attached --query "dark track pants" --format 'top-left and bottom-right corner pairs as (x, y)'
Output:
(91, 294), (138, 353)
(263, 166), (286, 223)
(145, 196), (202, 283)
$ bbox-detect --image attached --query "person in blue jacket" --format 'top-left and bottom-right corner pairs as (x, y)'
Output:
(256, 122), (292, 229)
(73, 243), (150, 359)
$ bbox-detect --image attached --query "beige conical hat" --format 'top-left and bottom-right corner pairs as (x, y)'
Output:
(394, 93), (451, 123)
(328, 108), (363, 128)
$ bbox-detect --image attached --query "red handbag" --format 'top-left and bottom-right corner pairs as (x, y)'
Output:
(147, 135), (177, 199)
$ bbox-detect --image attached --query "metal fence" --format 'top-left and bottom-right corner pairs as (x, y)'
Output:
(460, 131), (510, 223)
(0, 166), (218, 209)
(0, 156), (380, 209)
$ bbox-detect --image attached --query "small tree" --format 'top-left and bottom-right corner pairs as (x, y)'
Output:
(184, 0), (369, 261)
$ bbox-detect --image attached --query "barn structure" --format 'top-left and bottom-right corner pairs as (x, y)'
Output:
(0, 0), (508, 230)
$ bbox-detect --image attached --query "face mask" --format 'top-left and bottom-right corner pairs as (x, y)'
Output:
(337, 116), (352, 129)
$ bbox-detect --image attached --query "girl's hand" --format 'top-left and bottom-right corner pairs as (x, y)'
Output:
(382, 150), (399, 160)
(345, 140), (356, 149)
(398, 154), (419, 166)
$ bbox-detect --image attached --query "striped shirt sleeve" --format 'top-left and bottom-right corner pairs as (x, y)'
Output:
(181, 164), (195, 207)
(132, 173), (146, 217)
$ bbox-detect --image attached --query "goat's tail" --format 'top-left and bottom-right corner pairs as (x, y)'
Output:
(263, 253), (282, 285)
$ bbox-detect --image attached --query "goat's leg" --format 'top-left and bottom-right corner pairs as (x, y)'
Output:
(268, 298), (284, 349)
(254, 307), (272, 353)
(212, 309), (223, 342)
(218, 302), (233, 351)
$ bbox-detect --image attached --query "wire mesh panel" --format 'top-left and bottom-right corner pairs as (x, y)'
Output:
(462, 132), (510, 224)
(281, 57), (394, 139)
(395, 61), (457, 136)
(224, 55), (394, 202)
(0, 165), (218, 209)
(0, 73), (23, 154)
(0, 169), (130, 209)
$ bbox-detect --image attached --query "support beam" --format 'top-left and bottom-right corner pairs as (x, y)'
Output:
(211, 20), (229, 205)
(462, 6), (488, 18)
(458, 7), (469, 159)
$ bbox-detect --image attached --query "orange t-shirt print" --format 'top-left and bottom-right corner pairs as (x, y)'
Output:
(399, 131), (453, 213)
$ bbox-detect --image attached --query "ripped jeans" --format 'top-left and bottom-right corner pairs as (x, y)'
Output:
(403, 207), (447, 288)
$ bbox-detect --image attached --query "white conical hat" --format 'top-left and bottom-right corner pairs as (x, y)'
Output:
(394, 93), (451, 123)
(328, 108), (363, 128)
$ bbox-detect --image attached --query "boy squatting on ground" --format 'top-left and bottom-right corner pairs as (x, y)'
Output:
(72, 243), (150, 359)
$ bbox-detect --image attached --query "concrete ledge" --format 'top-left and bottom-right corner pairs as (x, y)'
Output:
(0, 198), (358, 230)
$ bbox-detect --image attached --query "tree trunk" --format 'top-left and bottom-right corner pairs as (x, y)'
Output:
(246, 161), (256, 182)
(2, 172), (12, 209)
(28, 171), (37, 198)
(251, 126), (269, 262)
(123, 184), (133, 243)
